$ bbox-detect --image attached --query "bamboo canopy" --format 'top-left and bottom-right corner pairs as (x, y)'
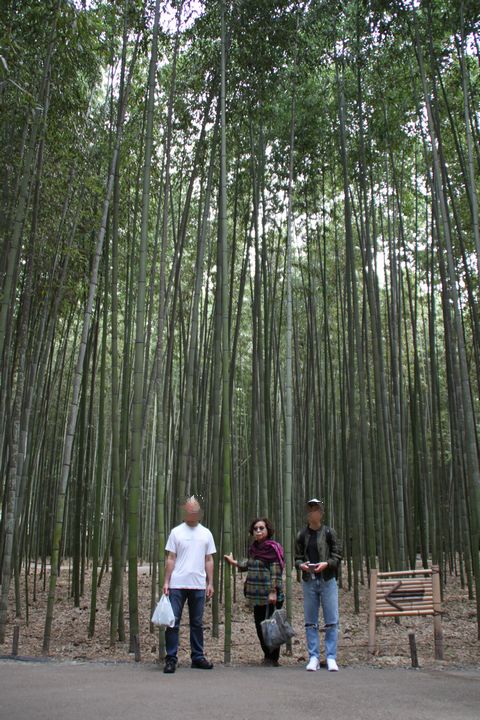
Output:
(0, 0), (479, 654)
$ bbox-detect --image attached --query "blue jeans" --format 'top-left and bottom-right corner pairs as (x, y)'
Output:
(302, 576), (339, 660)
(165, 589), (206, 662)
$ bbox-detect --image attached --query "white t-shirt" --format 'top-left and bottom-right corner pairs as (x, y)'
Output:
(165, 522), (216, 589)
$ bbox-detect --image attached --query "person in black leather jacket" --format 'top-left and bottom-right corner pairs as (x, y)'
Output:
(295, 498), (342, 672)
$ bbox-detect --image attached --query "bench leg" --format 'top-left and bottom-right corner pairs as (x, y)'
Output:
(432, 565), (444, 660)
(368, 569), (378, 654)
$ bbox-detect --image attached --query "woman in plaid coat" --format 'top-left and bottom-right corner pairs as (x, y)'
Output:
(225, 517), (285, 666)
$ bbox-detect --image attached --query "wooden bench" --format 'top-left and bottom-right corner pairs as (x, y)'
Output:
(368, 566), (443, 659)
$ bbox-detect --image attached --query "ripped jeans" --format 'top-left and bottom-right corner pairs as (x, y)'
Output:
(302, 576), (339, 660)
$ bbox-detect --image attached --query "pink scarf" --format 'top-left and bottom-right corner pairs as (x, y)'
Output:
(249, 540), (285, 569)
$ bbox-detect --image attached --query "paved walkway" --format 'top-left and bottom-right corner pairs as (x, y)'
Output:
(0, 659), (478, 720)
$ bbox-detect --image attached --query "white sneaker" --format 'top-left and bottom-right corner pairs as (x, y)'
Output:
(327, 658), (339, 672)
(306, 657), (320, 671)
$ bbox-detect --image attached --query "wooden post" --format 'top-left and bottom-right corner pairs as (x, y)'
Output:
(133, 634), (141, 662)
(368, 569), (378, 653)
(432, 565), (444, 660)
(158, 627), (165, 662)
(12, 626), (20, 656)
(408, 632), (419, 668)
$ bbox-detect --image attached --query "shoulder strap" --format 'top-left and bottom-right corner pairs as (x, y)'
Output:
(325, 526), (332, 547)
(299, 526), (309, 543)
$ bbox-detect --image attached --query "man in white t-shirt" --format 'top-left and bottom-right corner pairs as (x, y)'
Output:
(162, 497), (216, 673)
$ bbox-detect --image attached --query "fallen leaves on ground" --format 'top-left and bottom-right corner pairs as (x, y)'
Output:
(1, 563), (479, 671)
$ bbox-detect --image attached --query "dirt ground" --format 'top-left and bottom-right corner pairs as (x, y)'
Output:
(1, 563), (479, 670)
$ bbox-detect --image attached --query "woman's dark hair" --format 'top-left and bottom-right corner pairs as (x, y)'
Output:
(249, 517), (274, 538)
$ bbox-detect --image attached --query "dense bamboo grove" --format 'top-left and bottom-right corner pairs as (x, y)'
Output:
(1, 0), (479, 656)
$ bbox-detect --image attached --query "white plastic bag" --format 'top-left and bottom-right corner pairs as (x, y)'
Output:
(151, 594), (175, 627)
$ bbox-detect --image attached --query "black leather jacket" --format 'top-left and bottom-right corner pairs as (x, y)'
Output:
(294, 525), (342, 582)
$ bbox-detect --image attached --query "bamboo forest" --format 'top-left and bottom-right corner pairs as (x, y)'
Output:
(1, 0), (479, 663)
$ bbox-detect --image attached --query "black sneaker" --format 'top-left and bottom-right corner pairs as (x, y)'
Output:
(191, 657), (213, 669)
(164, 658), (177, 674)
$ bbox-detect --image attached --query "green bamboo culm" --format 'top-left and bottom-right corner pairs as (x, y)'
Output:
(220, 0), (233, 665)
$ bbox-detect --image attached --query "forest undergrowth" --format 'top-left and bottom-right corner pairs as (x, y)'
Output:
(1, 563), (478, 670)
